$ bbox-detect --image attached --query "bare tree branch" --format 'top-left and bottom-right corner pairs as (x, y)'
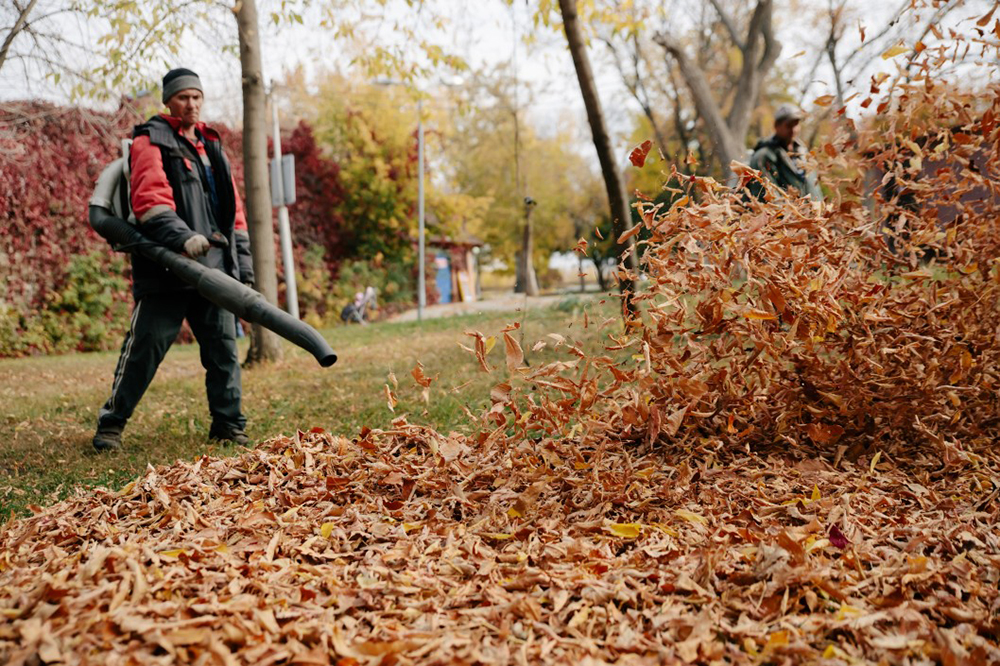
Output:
(0, 0), (39, 74)
(707, 0), (744, 51)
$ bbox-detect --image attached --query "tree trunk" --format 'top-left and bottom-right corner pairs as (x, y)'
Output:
(656, 33), (742, 183)
(591, 254), (607, 292)
(234, 0), (282, 364)
(557, 0), (636, 313)
(515, 202), (539, 296)
(656, 0), (780, 185)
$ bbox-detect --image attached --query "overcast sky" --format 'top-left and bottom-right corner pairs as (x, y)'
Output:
(2, 0), (985, 166)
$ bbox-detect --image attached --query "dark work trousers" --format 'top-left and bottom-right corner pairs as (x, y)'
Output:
(98, 292), (245, 431)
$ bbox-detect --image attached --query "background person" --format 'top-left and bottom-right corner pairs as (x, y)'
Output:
(749, 104), (823, 200)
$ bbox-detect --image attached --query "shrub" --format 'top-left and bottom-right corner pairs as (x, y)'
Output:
(0, 252), (131, 356)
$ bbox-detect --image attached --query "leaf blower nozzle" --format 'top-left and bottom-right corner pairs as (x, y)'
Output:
(88, 205), (337, 368)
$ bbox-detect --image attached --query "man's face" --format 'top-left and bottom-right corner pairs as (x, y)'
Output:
(774, 118), (799, 145)
(166, 89), (203, 127)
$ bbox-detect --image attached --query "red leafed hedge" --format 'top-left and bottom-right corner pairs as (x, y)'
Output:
(0, 103), (129, 306)
(0, 102), (138, 356)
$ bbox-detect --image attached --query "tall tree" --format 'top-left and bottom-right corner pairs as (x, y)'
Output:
(654, 0), (780, 184)
(556, 0), (636, 310)
(235, 0), (282, 363)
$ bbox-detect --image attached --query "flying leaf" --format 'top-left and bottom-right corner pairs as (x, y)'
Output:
(881, 43), (909, 59)
(411, 362), (435, 388)
(503, 331), (524, 371)
(629, 140), (653, 168)
(813, 95), (835, 107)
(976, 3), (997, 27)
(617, 223), (642, 244)
(743, 309), (778, 321)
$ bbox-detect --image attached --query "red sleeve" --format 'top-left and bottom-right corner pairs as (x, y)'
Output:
(232, 171), (248, 232)
(130, 135), (176, 221)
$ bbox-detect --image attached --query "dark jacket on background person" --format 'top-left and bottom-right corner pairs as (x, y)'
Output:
(749, 135), (823, 200)
(129, 114), (254, 298)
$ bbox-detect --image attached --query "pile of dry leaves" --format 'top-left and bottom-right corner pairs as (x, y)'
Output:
(3, 9), (1000, 666)
(1, 424), (998, 664)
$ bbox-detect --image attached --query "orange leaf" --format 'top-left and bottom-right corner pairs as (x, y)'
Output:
(503, 331), (524, 371)
(806, 422), (844, 444)
(617, 223), (642, 244)
(976, 3), (997, 27)
(629, 140), (653, 168)
(411, 362), (435, 388)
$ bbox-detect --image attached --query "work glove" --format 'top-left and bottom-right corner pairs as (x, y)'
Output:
(183, 234), (211, 258)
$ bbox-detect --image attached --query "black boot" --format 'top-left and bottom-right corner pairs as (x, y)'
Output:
(93, 423), (124, 452)
(209, 423), (250, 447)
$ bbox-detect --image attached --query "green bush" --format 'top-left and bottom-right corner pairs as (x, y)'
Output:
(293, 246), (416, 327)
(332, 256), (415, 316)
(0, 252), (131, 357)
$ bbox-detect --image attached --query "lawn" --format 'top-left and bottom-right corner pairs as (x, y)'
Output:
(0, 295), (612, 518)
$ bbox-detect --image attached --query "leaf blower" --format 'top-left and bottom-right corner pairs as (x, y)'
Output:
(89, 146), (337, 368)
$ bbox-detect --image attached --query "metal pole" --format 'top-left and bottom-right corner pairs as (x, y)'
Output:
(271, 89), (299, 320)
(417, 96), (425, 323)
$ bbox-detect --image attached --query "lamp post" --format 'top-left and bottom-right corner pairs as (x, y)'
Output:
(416, 96), (425, 322)
(374, 78), (461, 323)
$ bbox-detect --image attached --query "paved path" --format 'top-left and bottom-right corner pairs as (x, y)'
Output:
(387, 292), (587, 323)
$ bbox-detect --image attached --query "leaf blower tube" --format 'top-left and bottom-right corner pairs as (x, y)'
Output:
(89, 164), (337, 367)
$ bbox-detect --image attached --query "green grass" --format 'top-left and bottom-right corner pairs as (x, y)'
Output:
(0, 298), (616, 518)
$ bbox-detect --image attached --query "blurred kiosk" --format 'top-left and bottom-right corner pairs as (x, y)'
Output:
(270, 88), (299, 320)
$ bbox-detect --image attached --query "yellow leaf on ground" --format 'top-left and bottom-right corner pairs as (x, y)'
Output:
(870, 451), (882, 474)
(675, 509), (708, 525)
(606, 522), (642, 538)
(484, 532), (513, 540)
(320, 522), (335, 539)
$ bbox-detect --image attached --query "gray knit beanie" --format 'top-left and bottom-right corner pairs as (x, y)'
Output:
(162, 68), (203, 103)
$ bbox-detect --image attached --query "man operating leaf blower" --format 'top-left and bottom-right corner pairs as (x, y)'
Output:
(91, 68), (260, 452)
